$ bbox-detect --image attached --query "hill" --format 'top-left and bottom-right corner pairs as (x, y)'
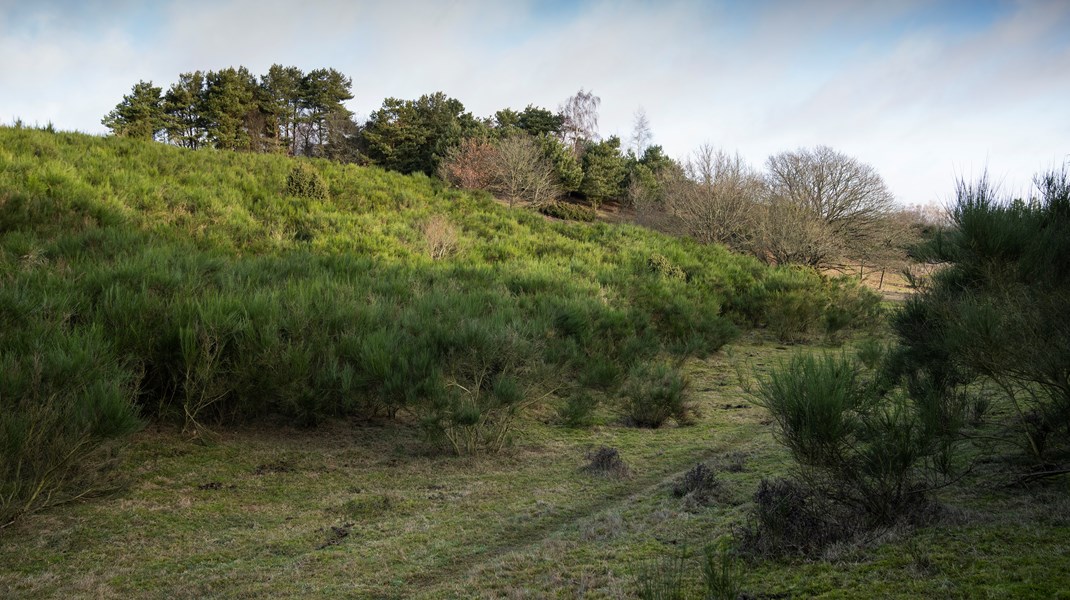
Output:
(0, 125), (876, 521)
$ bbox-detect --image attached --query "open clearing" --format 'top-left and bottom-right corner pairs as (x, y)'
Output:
(3, 335), (1068, 599)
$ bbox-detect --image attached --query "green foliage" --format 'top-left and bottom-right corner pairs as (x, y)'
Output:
(702, 540), (744, 600)
(558, 391), (599, 428)
(580, 136), (628, 207)
(538, 134), (584, 193)
(624, 362), (691, 428)
(0, 127), (877, 513)
(537, 200), (595, 222)
(286, 162), (329, 200)
(891, 168), (1070, 461)
(755, 353), (933, 523)
(200, 67), (259, 151)
(362, 92), (478, 175)
(102, 81), (165, 140)
(733, 268), (881, 342)
(0, 325), (140, 524)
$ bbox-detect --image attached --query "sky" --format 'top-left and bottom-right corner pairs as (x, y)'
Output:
(2, 0), (1068, 205)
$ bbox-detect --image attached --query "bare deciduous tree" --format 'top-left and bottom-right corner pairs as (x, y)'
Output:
(558, 88), (600, 152)
(763, 146), (897, 265)
(630, 108), (652, 157)
(663, 145), (763, 249)
(491, 135), (560, 207)
(439, 137), (497, 190)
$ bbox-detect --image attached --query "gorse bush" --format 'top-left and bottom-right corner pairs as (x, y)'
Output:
(624, 362), (691, 428)
(755, 353), (935, 524)
(0, 325), (140, 524)
(0, 127), (877, 519)
(286, 162), (329, 200)
(732, 267), (882, 343)
(890, 167), (1070, 462)
(537, 200), (596, 222)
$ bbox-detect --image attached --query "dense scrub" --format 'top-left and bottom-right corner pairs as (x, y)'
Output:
(748, 166), (1070, 559)
(0, 126), (876, 522)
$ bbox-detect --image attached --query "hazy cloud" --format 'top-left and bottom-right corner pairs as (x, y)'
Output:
(2, 0), (1067, 203)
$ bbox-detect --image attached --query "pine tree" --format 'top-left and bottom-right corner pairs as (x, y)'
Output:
(102, 81), (165, 140)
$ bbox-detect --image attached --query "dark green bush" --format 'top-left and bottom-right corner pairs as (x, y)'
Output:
(755, 353), (934, 523)
(623, 362), (691, 428)
(558, 391), (599, 428)
(890, 168), (1070, 462)
(0, 326), (140, 524)
(286, 162), (329, 200)
(537, 200), (596, 222)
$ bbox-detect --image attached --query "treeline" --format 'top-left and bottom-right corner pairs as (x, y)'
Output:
(104, 66), (938, 272)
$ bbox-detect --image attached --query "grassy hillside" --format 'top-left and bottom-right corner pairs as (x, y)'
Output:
(0, 126), (877, 522)
(2, 127), (1068, 598)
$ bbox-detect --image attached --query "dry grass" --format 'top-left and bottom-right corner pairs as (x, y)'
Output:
(1, 336), (1068, 599)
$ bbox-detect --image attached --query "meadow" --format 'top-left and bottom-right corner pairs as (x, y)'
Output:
(1, 126), (1066, 598)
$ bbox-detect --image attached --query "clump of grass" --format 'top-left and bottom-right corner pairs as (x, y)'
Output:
(582, 446), (631, 479)
(624, 362), (691, 428)
(702, 539), (744, 600)
(671, 462), (719, 508)
(422, 214), (458, 260)
(635, 551), (688, 600)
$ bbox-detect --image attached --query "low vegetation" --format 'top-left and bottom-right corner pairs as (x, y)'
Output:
(0, 126), (876, 524)
(2, 124), (1066, 598)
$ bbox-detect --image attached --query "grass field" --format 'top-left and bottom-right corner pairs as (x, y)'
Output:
(2, 126), (1067, 598)
(2, 333), (1068, 599)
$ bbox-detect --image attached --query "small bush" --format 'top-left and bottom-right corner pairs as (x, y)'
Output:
(647, 253), (686, 281)
(0, 328), (140, 524)
(558, 391), (599, 428)
(755, 353), (936, 524)
(624, 362), (691, 428)
(286, 162), (329, 200)
(538, 200), (596, 222)
(672, 463), (719, 507)
(422, 214), (458, 260)
(738, 478), (848, 558)
(582, 446), (631, 479)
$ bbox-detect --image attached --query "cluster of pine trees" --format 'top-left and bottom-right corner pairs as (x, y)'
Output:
(103, 66), (354, 157)
(103, 66), (667, 207)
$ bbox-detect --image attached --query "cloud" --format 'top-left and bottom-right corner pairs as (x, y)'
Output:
(1, 0), (1067, 203)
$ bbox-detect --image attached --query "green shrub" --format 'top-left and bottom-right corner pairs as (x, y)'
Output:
(286, 162), (329, 200)
(558, 391), (599, 428)
(623, 362), (691, 428)
(755, 353), (934, 523)
(0, 327), (140, 524)
(891, 168), (1070, 462)
(647, 252), (686, 281)
(537, 200), (596, 222)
